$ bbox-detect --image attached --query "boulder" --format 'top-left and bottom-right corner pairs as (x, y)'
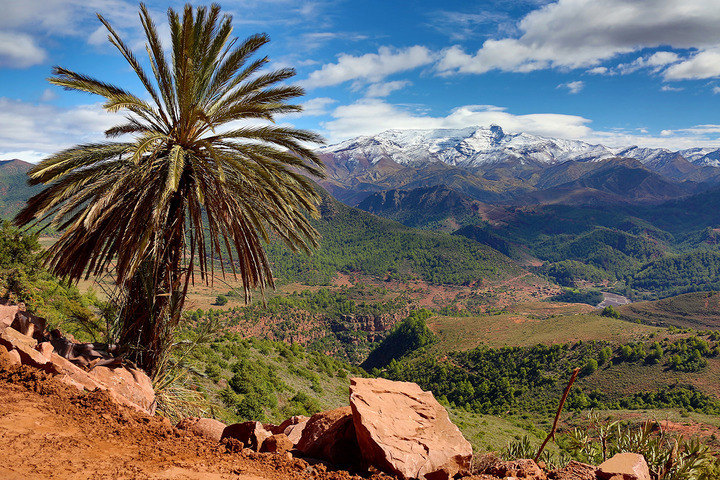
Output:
(295, 406), (361, 466)
(88, 365), (155, 415)
(0, 344), (20, 368)
(274, 415), (309, 445)
(11, 311), (47, 341)
(36, 342), (54, 360)
(488, 459), (546, 479)
(261, 433), (293, 454)
(222, 421), (272, 451)
(0, 304), (19, 330)
(349, 377), (473, 480)
(550, 460), (597, 480)
(598, 453), (650, 480)
(0, 327), (49, 368)
(176, 417), (227, 442)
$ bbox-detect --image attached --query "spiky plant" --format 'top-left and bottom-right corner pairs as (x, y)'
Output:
(14, 3), (325, 374)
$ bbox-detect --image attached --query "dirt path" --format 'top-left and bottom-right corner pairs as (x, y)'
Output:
(0, 363), (377, 480)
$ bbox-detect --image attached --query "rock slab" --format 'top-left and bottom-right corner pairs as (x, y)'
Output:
(349, 377), (472, 480)
(598, 453), (651, 480)
(222, 421), (272, 451)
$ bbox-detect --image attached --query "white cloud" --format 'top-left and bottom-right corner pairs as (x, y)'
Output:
(302, 46), (434, 88)
(39, 88), (58, 102)
(320, 99), (720, 151)
(293, 97), (337, 117)
(557, 81), (584, 94)
(664, 48), (720, 80)
(0, 98), (124, 162)
(322, 101), (593, 143)
(0, 31), (47, 68)
(365, 80), (411, 98)
(714, 86), (720, 94)
(661, 85), (683, 92)
(587, 66), (610, 75)
(437, 0), (720, 75)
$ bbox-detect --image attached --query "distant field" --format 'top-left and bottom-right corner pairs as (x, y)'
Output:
(428, 302), (663, 351)
(619, 291), (720, 329)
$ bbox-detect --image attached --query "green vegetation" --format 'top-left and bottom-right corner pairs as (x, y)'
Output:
(0, 222), (96, 333)
(361, 309), (436, 370)
(548, 287), (603, 306)
(263, 189), (523, 286)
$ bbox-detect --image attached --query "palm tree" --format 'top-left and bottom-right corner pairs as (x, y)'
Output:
(14, 3), (325, 374)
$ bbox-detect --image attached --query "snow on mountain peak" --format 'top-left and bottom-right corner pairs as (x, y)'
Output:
(318, 126), (720, 169)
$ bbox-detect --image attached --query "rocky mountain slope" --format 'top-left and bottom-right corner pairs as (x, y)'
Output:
(317, 126), (720, 205)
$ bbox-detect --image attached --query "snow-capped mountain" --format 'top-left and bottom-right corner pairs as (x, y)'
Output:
(319, 125), (617, 168)
(316, 125), (720, 206)
(319, 125), (720, 169)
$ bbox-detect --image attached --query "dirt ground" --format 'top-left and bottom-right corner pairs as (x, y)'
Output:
(0, 362), (391, 480)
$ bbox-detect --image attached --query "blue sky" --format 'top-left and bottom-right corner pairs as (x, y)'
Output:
(2, 0), (720, 162)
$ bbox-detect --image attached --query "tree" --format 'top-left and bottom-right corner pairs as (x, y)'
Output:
(14, 4), (325, 374)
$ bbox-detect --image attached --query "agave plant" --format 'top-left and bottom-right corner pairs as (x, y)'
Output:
(15, 3), (325, 374)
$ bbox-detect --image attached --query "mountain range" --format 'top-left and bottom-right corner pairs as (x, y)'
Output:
(317, 126), (720, 205)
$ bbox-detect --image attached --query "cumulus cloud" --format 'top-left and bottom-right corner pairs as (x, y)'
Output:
(365, 80), (411, 98)
(302, 46), (434, 88)
(319, 99), (720, 151)
(437, 0), (720, 75)
(322, 101), (594, 143)
(286, 97), (337, 117)
(0, 31), (47, 68)
(557, 81), (584, 94)
(0, 98), (124, 162)
(664, 49), (720, 80)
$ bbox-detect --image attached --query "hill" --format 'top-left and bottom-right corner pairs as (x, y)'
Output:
(619, 291), (720, 329)
(263, 187), (525, 286)
(318, 126), (720, 207)
(0, 159), (40, 218)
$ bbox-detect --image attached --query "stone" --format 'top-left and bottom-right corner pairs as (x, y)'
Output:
(0, 305), (19, 330)
(88, 366), (156, 415)
(176, 417), (227, 442)
(0, 344), (20, 368)
(0, 326), (48, 368)
(36, 342), (54, 360)
(295, 406), (361, 467)
(349, 377), (473, 480)
(261, 433), (293, 454)
(487, 459), (546, 479)
(6, 348), (21, 367)
(10, 311), (47, 341)
(275, 415), (309, 445)
(222, 421), (273, 452)
(550, 460), (597, 480)
(598, 453), (651, 480)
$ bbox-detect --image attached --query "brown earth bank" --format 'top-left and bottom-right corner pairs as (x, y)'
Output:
(0, 364), (397, 480)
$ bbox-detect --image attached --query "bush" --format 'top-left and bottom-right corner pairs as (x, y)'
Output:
(215, 295), (228, 306)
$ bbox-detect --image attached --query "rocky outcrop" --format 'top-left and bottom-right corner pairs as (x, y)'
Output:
(261, 433), (293, 454)
(295, 406), (361, 467)
(349, 377), (472, 480)
(597, 453), (650, 480)
(0, 318), (155, 415)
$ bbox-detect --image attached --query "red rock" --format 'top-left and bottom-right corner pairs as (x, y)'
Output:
(0, 326), (48, 368)
(275, 415), (309, 445)
(295, 406), (361, 466)
(349, 377), (473, 480)
(261, 433), (293, 453)
(36, 342), (54, 360)
(222, 421), (272, 451)
(0, 305), (19, 330)
(598, 453), (650, 480)
(551, 460), (597, 480)
(0, 344), (20, 368)
(88, 366), (155, 415)
(10, 311), (47, 341)
(177, 417), (227, 442)
(6, 348), (21, 366)
(489, 459), (546, 479)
